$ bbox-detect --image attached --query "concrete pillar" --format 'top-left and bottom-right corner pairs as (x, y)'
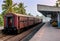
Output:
(58, 13), (60, 28)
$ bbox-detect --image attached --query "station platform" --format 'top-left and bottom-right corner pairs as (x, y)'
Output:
(30, 23), (60, 41)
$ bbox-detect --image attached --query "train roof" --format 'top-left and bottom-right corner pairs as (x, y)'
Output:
(4, 13), (34, 17)
(4, 13), (41, 19)
(14, 13), (35, 17)
(13, 13), (41, 19)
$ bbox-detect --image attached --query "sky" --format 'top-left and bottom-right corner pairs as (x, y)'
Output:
(0, 0), (57, 16)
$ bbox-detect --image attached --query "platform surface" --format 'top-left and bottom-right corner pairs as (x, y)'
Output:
(30, 23), (60, 41)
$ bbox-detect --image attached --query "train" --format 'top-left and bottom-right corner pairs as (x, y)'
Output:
(50, 13), (58, 27)
(50, 19), (58, 27)
(2, 13), (42, 34)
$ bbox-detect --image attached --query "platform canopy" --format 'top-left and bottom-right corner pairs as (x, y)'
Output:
(37, 4), (60, 16)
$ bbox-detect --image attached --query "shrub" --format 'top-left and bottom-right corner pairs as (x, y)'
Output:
(0, 15), (4, 26)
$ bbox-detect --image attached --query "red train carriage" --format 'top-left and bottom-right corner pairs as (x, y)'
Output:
(2, 13), (42, 34)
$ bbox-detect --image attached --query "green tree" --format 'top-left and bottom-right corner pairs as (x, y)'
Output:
(14, 3), (27, 15)
(36, 15), (39, 17)
(13, 6), (19, 13)
(2, 0), (12, 13)
(28, 13), (31, 15)
(18, 3), (26, 14)
(0, 14), (4, 26)
(2, 0), (27, 15)
(28, 13), (33, 16)
(2, 0), (16, 16)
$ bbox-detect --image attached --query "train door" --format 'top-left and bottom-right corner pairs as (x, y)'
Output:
(6, 16), (14, 27)
(18, 17), (20, 28)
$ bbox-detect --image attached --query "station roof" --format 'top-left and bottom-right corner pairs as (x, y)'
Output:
(37, 4), (60, 16)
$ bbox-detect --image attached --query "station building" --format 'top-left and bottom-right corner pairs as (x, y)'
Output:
(37, 4), (60, 28)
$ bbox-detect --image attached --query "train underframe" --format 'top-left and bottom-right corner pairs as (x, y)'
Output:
(2, 27), (17, 34)
(2, 22), (41, 34)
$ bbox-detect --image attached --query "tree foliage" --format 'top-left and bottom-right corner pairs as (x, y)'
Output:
(0, 15), (4, 26)
(2, 0), (16, 16)
(13, 3), (27, 15)
(2, 0), (12, 12)
(28, 13), (33, 16)
(2, 0), (27, 16)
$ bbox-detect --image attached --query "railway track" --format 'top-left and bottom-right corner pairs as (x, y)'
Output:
(0, 23), (44, 41)
(0, 28), (33, 41)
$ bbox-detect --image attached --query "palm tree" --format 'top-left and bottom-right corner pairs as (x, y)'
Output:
(2, 0), (12, 12)
(28, 13), (33, 16)
(13, 6), (19, 13)
(2, 0), (16, 16)
(2, 0), (27, 15)
(17, 3), (27, 15)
